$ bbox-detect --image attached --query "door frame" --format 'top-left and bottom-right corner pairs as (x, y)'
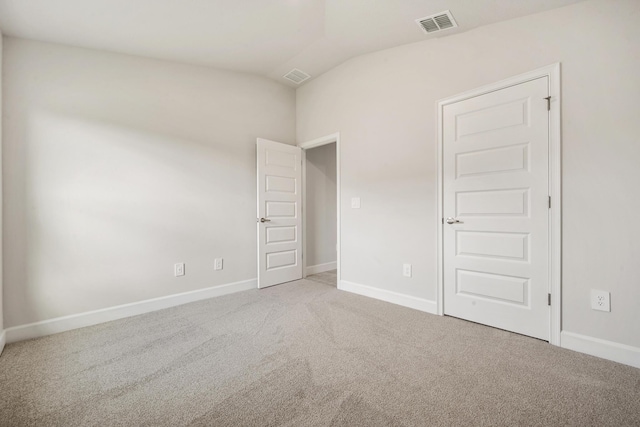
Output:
(436, 64), (562, 346)
(298, 133), (341, 285)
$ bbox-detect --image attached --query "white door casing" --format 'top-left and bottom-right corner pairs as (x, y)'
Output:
(442, 77), (551, 341)
(257, 138), (303, 288)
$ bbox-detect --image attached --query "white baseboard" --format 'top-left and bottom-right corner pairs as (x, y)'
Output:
(561, 331), (640, 369)
(0, 330), (6, 356)
(5, 278), (257, 344)
(305, 261), (337, 276)
(338, 280), (438, 315)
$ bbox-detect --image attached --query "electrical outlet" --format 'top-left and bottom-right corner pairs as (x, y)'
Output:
(214, 258), (223, 271)
(403, 263), (412, 278)
(174, 262), (185, 277)
(591, 290), (610, 312)
(351, 197), (361, 209)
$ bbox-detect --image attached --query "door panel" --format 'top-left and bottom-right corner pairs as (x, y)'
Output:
(456, 270), (528, 305)
(456, 144), (528, 178)
(266, 226), (297, 244)
(456, 98), (528, 138)
(257, 138), (302, 288)
(456, 189), (529, 217)
(443, 77), (550, 340)
(456, 231), (528, 261)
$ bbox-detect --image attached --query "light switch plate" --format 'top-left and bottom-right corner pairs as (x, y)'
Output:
(174, 263), (185, 277)
(351, 197), (361, 209)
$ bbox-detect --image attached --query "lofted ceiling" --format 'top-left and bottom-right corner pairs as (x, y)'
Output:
(0, 0), (585, 86)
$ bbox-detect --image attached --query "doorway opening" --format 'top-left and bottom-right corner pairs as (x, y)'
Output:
(256, 134), (340, 289)
(300, 133), (340, 288)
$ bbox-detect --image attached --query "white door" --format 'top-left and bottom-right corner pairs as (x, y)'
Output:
(257, 138), (303, 288)
(443, 77), (550, 340)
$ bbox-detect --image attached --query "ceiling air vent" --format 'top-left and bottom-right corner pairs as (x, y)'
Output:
(283, 68), (311, 84)
(416, 10), (457, 34)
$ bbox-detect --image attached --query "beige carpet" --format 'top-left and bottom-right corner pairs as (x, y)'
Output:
(1, 271), (639, 426)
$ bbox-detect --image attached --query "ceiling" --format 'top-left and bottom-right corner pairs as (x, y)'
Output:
(0, 0), (585, 86)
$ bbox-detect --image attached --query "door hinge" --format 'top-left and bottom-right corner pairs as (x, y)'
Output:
(548, 196), (551, 209)
(544, 96), (551, 111)
(548, 293), (551, 306)
(442, 217), (444, 224)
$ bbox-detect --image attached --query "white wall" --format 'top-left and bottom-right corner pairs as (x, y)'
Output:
(3, 38), (295, 328)
(0, 35), (4, 338)
(297, 0), (640, 349)
(305, 142), (336, 269)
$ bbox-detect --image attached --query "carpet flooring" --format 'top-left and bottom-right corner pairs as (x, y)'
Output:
(1, 271), (639, 426)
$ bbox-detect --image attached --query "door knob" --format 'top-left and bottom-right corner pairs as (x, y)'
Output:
(260, 218), (271, 223)
(446, 217), (462, 224)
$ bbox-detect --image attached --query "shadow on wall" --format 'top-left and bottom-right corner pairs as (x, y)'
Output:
(6, 109), (255, 325)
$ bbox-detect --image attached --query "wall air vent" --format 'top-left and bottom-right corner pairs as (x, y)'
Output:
(416, 10), (457, 34)
(283, 68), (311, 84)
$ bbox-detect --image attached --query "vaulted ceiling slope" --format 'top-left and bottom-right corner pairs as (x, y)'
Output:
(0, 0), (585, 86)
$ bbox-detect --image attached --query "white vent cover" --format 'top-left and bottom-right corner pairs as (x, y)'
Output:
(416, 10), (457, 34)
(283, 68), (311, 84)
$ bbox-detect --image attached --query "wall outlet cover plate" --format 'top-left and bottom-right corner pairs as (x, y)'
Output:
(590, 289), (610, 312)
(403, 263), (412, 278)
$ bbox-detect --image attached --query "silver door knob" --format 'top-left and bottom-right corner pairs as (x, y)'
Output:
(446, 217), (462, 224)
(260, 218), (271, 223)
